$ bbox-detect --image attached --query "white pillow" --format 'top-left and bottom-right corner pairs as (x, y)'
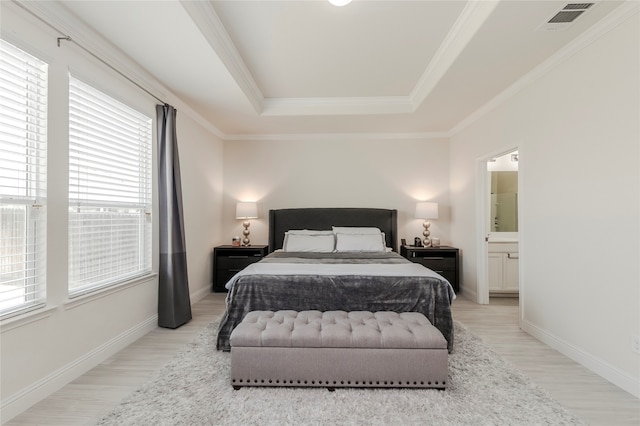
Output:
(282, 233), (335, 252)
(331, 226), (382, 235)
(335, 233), (386, 252)
(331, 226), (389, 248)
(286, 229), (334, 235)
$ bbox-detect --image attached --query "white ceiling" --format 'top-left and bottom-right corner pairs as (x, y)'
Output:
(47, 0), (626, 139)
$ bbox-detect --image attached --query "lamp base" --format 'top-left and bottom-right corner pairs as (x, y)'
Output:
(422, 220), (432, 247)
(242, 220), (251, 246)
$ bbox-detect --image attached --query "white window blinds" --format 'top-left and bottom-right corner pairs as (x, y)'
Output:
(68, 76), (152, 295)
(0, 40), (47, 317)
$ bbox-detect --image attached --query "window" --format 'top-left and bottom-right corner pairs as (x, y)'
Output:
(0, 40), (47, 317)
(68, 76), (152, 296)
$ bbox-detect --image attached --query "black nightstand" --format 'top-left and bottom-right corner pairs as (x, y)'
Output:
(212, 245), (269, 292)
(400, 246), (459, 293)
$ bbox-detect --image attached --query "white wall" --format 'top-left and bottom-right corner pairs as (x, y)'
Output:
(0, 4), (224, 421)
(223, 137), (451, 247)
(450, 12), (639, 396)
(177, 113), (225, 296)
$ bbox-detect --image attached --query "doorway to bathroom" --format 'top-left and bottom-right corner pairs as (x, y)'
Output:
(476, 148), (520, 312)
(487, 150), (519, 301)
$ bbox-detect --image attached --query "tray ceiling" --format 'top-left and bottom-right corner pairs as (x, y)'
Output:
(45, 0), (628, 139)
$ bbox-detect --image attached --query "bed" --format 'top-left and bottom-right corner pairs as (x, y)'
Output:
(216, 208), (455, 352)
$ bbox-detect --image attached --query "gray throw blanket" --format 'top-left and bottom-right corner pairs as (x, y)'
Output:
(216, 251), (455, 352)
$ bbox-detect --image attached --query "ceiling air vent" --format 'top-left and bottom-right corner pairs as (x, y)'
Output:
(561, 3), (594, 10)
(537, 3), (595, 31)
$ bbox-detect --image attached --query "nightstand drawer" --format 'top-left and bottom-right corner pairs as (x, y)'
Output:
(400, 245), (460, 293)
(217, 255), (262, 269)
(413, 257), (456, 271)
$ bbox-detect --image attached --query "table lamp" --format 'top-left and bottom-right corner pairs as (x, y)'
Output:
(236, 202), (258, 246)
(415, 202), (439, 247)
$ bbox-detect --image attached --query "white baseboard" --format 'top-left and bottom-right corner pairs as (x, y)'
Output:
(1, 314), (158, 424)
(2, 286), (213, 423)
(521, 319), (640, 399)
(190, 285), (211, 303)
(460, 286), (478, 304)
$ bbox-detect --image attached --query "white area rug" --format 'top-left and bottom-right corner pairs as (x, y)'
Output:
(98, 319), (583, 425)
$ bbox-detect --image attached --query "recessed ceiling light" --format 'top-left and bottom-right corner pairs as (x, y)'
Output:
(328, 0), (352, 6)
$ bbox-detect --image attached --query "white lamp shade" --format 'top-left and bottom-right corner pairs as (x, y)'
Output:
(415, 202), (439, 219)
(328, 0), (352, 6)
(236, 202), (258, 219)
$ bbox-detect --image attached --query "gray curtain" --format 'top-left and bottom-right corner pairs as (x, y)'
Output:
(156, 104), (192, 329)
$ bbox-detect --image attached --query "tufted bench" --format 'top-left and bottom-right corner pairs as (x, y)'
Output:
(229, 310), (448, 390)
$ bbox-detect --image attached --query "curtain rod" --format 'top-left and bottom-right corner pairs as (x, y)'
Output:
(14, 1), (168, 106)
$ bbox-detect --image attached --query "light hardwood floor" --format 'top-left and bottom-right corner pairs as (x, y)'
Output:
(452, 296), (639, 426)
(5, 293), (639, 425)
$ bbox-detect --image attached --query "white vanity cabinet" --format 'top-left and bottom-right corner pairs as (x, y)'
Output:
(488, 242), (519, 294)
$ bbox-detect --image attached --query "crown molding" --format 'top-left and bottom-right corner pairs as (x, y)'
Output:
(409, 0), (499, 109)
(180, 0), (265, 114)
(224, 131), (449, 142)
(10, 0), (225, 140)
(261, 96), (414, 116)
(448, 0), (640, 137)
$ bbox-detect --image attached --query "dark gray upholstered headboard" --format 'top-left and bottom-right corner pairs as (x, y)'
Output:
(269, 208), (398, 252)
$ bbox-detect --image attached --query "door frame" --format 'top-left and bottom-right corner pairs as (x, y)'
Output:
(475, 146), (520, 306)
